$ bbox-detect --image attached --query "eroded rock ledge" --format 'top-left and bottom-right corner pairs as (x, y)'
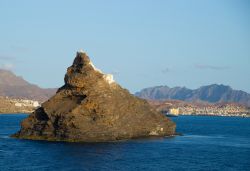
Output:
(12, 51), (175, 142)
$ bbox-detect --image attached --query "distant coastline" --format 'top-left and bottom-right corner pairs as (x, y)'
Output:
(1, 97), (250, 118)
(0, 96), (39, 114)
(149, 100), (250, 118)
(166, 114), (250, 118)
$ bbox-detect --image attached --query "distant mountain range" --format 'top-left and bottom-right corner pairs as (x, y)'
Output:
(1, 69), (250, 107)
(0, 69), (57, 102)
(135, 84), (250, 107)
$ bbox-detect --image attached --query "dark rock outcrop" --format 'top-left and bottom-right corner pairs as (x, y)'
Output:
(13, 51), (175, 142)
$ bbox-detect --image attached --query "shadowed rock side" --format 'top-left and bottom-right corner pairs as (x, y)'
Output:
(12, 52), (175, 142)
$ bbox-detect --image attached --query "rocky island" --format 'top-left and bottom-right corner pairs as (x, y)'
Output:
(12, 51), (175, 142)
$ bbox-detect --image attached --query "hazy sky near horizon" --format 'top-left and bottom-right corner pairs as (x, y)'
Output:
(0, 0), (249, 93)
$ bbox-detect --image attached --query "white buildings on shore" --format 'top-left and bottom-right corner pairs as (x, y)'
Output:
(14, 99), (40, 108)
(167, 104), (250, 117)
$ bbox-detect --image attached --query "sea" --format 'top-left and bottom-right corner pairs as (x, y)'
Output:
(0, 114), (249, 171)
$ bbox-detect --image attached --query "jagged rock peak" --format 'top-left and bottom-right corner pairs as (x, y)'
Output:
(73, 51), (91, 66)
(73, 50), (102, 74)
(65, 51), (116, 87)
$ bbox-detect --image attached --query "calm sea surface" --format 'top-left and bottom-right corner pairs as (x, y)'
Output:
(0, 114), (249, 171)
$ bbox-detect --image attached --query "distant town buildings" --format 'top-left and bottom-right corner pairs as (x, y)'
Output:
(14, 99), (40, 108)
(0, 96), (40, 114)
(151, 100), (250, 117)
(169, 108), (180, 115)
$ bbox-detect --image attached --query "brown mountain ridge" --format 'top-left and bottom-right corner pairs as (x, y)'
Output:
(0, 69), (57, 102)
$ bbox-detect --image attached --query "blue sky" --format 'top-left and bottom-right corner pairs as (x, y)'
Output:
(0, 0), (249, 93)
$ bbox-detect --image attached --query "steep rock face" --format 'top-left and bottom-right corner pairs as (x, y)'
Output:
(13, 52), (175, 142)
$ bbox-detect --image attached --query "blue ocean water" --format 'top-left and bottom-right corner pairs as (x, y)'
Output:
(0, 114), (249, 171)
